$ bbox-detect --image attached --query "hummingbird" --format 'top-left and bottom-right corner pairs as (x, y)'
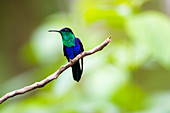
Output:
(48, 27), (84, 82)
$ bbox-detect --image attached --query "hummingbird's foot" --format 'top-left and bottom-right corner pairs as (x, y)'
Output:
(70, 59), (73, 63)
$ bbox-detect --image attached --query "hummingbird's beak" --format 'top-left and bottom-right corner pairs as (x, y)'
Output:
(48, 30), (60, 32)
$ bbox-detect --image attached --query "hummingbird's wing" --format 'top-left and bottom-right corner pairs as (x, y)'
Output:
(76, 38), (84, 77)
(76, 38), (84, 52)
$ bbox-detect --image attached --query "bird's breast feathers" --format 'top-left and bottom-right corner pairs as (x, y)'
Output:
(62, 38), (75, 47)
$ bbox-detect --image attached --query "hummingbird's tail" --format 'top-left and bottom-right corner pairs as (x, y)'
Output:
(71, 59), (83, 82)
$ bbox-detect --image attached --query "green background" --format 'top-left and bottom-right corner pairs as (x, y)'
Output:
(0, 0), (170, 113)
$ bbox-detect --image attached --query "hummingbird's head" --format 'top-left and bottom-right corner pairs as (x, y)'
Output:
(60, 27), (74, 34)
(48, 27), (75, 47)
(48, 27), (74, 35)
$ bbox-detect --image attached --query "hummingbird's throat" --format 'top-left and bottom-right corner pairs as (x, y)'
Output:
(60, 31), (75, 47)
(62, 38), (75, 47)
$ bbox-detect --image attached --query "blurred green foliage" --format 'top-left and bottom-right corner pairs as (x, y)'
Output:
(126, 11), (170, 68)
(1, 0), (170, 113)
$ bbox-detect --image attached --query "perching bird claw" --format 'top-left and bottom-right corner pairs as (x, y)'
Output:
(70, 59), (73, 63)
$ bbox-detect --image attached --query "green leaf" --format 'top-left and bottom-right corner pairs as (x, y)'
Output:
(126, 11), (170, 68)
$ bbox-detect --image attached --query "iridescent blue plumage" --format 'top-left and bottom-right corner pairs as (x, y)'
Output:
(48, 27), (84, 82)
(64, 38), (84, 82)
(64, 38), (83, 59)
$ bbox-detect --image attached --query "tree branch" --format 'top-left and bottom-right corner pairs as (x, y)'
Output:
(0, 36), (111, 104)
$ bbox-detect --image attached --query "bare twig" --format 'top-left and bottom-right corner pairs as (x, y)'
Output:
(0, 36), (111, 104)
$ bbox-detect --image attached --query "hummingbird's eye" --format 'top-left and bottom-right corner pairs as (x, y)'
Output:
(60, 28), (73, 33)
(65, 29), (69, 32)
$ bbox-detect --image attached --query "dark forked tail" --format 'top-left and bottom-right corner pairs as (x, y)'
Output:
(71, 58), (83, 82)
